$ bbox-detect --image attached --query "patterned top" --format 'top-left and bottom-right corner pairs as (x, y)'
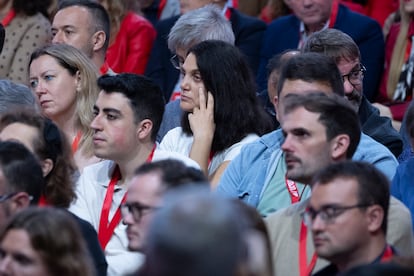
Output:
(0, 12), (51, 84)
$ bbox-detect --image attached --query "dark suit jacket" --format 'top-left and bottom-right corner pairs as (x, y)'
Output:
(145, 8), (267, 101)
(256, 4), (384, 102)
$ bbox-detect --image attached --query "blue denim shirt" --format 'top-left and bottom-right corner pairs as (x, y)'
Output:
(217, 129), (398, 209)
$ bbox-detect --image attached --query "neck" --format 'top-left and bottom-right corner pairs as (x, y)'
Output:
(93, 53), (105, 71)
(335, 236), (386, 272)
(52, 114), (77, 144)
(115, 142), (155, 186)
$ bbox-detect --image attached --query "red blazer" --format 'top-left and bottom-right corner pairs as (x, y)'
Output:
(106, 12), (156, 74)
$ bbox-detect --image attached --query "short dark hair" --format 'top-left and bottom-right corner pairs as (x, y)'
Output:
(134, 159), (207, 190)
(283, 93), (361, 159)
(58, 0), (110, 50)
(277, 53), (344, 97)
(97, 73), (165, 142)
(0, 141), (45, 204)
(311, 161), (390, 233)
(13, 0), (51, 17)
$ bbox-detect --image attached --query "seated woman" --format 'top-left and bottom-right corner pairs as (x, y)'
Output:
(0, 207), (94, 276)
(28, 44), (100, 170)
(0, 109), (108, 275)
(159, 40), (273, 186)
(376, 0), (414, 128)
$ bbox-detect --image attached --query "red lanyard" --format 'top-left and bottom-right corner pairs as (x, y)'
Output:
(224, 6), (232, 20)
(1, 9), (16, 27)
(98, 145), (156, 249)
(286, 177), (301, 204)
(71, 131), (82, 154)
(380, 245), (393, 262)
(299, 221), (318, 276)
(328, 0), (339, 28)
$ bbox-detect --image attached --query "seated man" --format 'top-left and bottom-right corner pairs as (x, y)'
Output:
(307, 161), (394, 275)
(256, 0), (384, 101)
(69, 73), (198, 275)
(302, 28), (402, 157)
(123, 159), (207, 252)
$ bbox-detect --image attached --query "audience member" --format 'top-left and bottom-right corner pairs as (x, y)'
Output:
(138, 189), (248, 276)
(0, 113), (108, 275)
(375, 0), (414, 126)
(217, 53), (398, 217)
(155, 5), (235, 140)
(123, 159), (207, 252)
(145, 2), (266, 100)
(0, 80), (38, 113)
(99, 0), (156, 74)
(307, 161), (393, 275)
(69, 73), (198, 275)
(259, 0), (290, 23)
(0, 207), (95, 276)
(391, 101), (414, 229)
(52, 0), (111, 74)
(29, 44), (100, 170)
(264, 93), (412, 276)
(256, 0), (384, 102)
(0, 0), (51, 84)
(159, 40), (272, 186)
(302, 28), (403, 157)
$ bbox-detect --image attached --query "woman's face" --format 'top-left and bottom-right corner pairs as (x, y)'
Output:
(179, 53), (207, 112)
(0, 229), (50, 276)
(29, 55), (79, 122)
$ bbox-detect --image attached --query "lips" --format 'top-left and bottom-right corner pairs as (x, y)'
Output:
(93, 135), (105, 144)
(285, 154), (301, 167)
(39, 99), (52, 107)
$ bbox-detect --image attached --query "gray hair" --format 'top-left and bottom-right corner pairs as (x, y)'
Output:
(0, 80), (38, 113)
(168, 4), (235, 53)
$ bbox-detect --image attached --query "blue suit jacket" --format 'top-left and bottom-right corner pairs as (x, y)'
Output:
(145, 8), (267, 101)
(256, 4), (384, 101)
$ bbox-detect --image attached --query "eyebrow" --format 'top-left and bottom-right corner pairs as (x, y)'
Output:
(94, 105), (122, 115)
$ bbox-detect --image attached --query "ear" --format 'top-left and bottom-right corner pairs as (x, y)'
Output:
(366, 205), (384, 233)
(8, 192), (32, 214)
(136, 119), (153, 141)
(92, 30), (106, 52)
(41, 158), (54, 177)
(330, 134), (350, 160)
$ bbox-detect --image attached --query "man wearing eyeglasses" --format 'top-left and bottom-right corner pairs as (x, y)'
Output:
(303, 28), (403, 158)
(306, 161), (393, 275)
(121, 159), (206, 252)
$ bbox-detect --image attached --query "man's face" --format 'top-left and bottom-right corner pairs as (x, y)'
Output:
(179, 0), (213, 14)
(309, 178), (370, 262)
(337, 58), (363, 111)
(286, 0), (333, 31)
(52, 6), (95, 58)
(91, 91), (140, 161)
(281, 106), (334, 184)
(123, 172), (163, 251)
(276, 79), (333, 122)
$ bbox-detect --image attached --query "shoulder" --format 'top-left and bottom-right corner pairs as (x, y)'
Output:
(230, 8), (266, 29)
(153, 148), (200, 169)
(123, 12), (154, 29)
(79, 160), (115, 183)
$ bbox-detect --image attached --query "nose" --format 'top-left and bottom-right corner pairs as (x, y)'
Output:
(343, 79), (354, 95)
(311, 213), (326, 232)
(33, 80), (46, 96)
(281, 134), (293, 152)
(122, 212), (135, 226)
(180, 74), (190, 93)
(52, 30), (64, 44)
(90, 114), (102, 131)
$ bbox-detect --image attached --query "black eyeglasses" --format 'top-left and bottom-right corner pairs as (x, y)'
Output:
(302, 203), (371, 226)
(121, 202), (160, 222)
(342, 64), (366, 86)
(170, 54), (184, 70)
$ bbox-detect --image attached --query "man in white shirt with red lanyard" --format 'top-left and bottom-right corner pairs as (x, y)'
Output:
(69, 73), (198, 275)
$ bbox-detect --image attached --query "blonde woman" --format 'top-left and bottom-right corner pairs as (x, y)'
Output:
(377, 0), (414, 125)
(29, 44), (100, 170)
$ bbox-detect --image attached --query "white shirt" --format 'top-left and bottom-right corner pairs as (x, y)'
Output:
(69, 149), (199, 275)
(159, 127), (259, 175)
